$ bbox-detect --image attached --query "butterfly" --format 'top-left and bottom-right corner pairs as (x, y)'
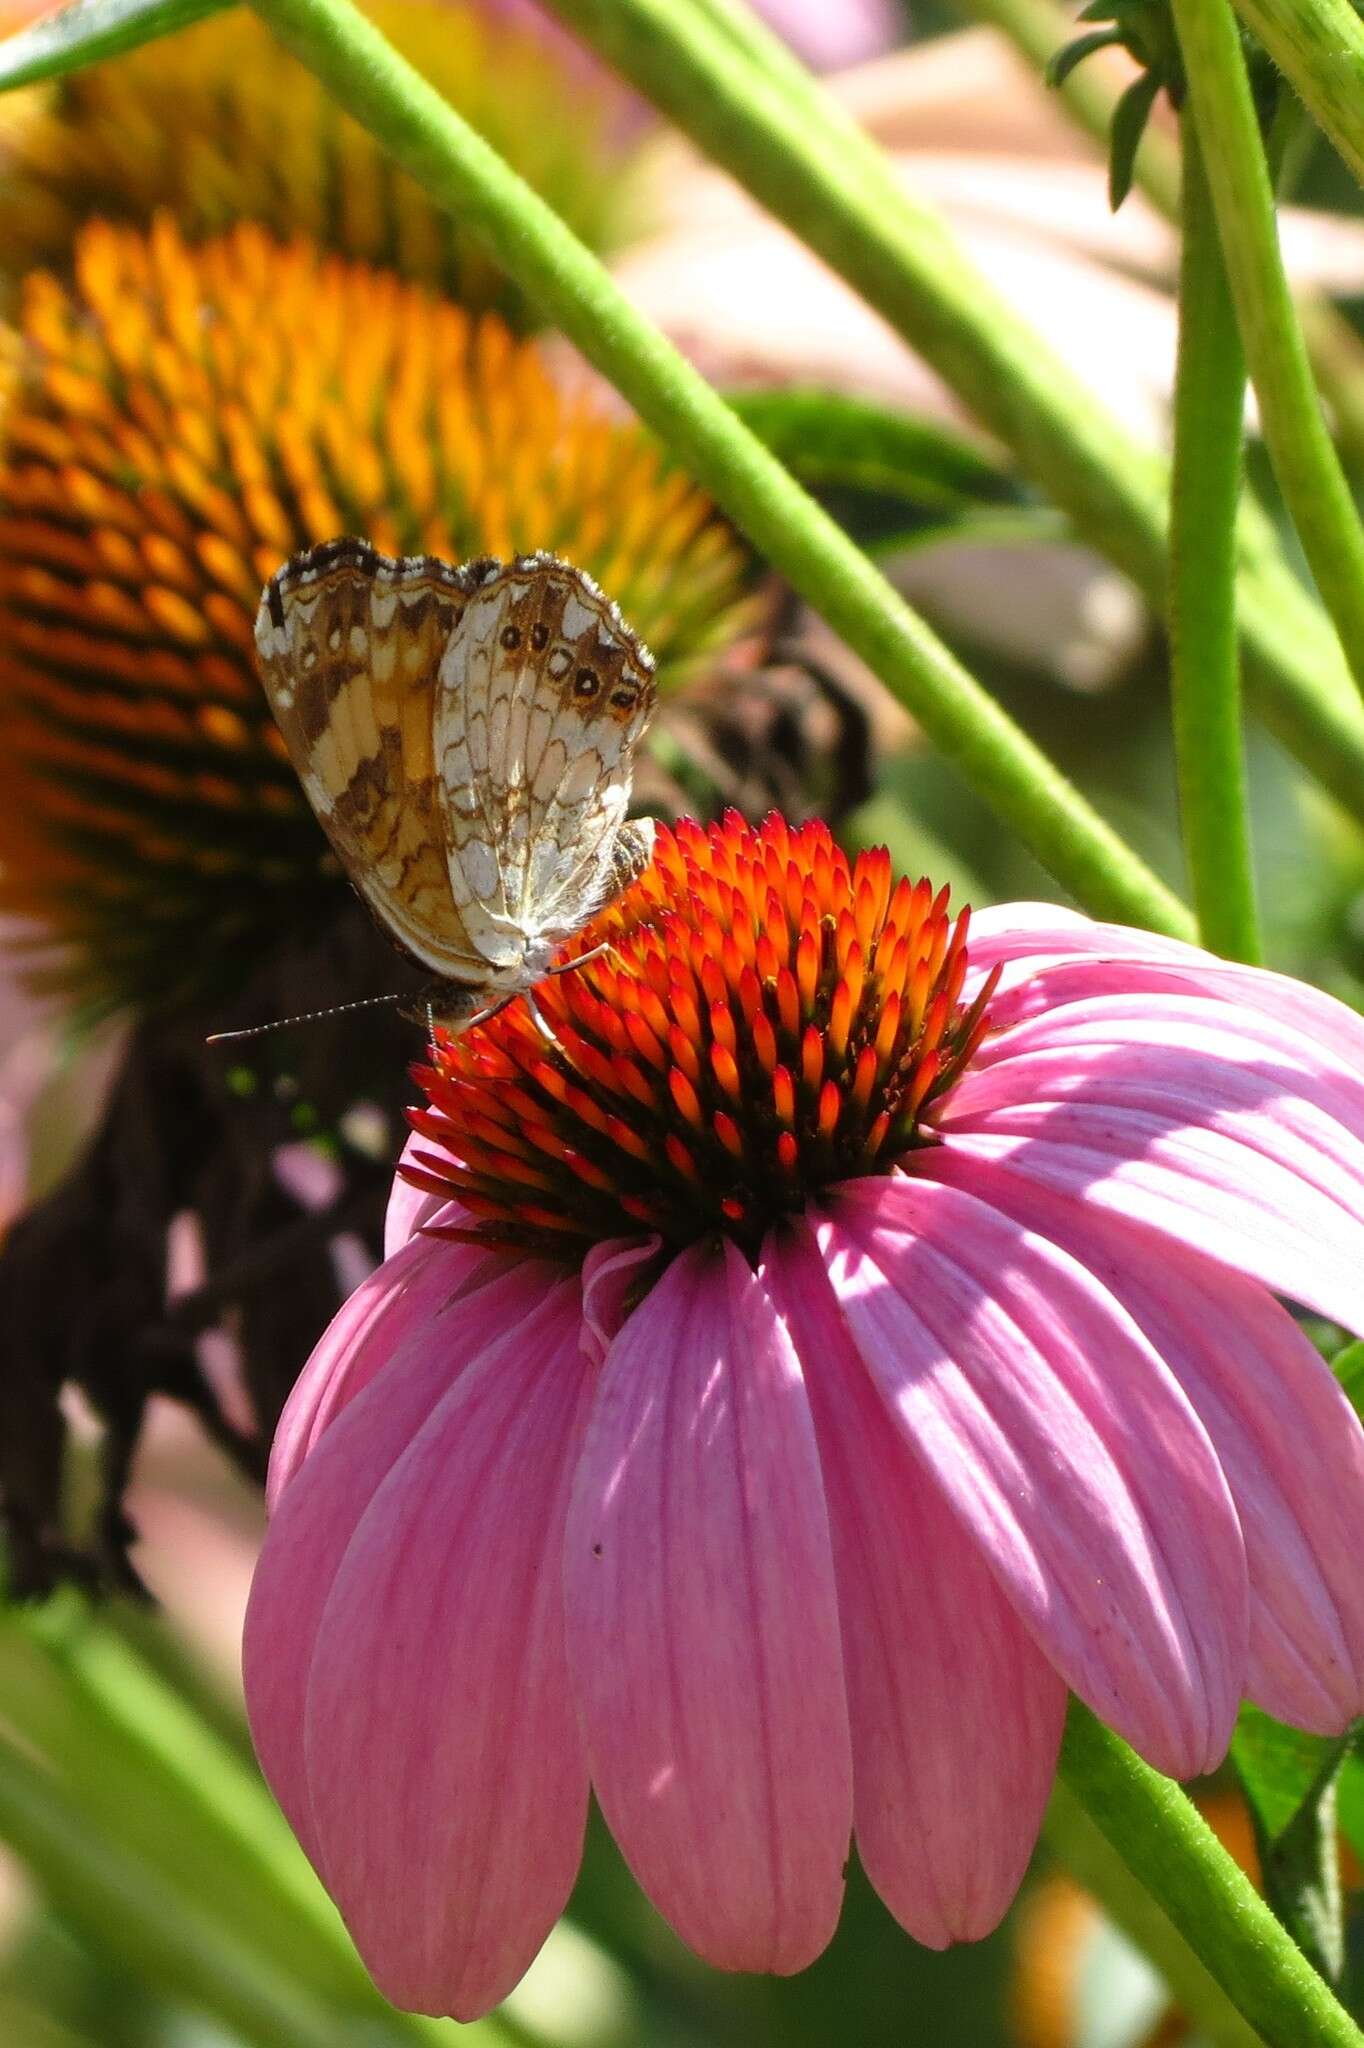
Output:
(252, 537), (658, 1036)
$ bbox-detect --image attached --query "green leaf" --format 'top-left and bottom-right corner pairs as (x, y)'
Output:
(724, 388), (1029, 553)
(0, 0), (230, 93)
(1332, 1336), (1364, 1419)
(1047, 27), (1122, 90)
(1109, 69), (1163, 210)
(724, 388), (1019, 511)
(1231, 1703), (1353, 1982)
(1336, 1745), (1364, 1871)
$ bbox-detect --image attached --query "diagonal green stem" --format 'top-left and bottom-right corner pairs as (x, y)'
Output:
(1229, 0), (1364, 195)
(544, 0), (1364, 826)
(1059, 1702), (1364, 2048)
(248, 0), (1192, 935)
(1169, 115), (1260, 960)
(1043, 1778), (1262, 2048)
(1171, 0), (1364, 696)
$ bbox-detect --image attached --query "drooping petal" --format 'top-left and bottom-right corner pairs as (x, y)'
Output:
(937, 1016), (1364, 1331)
(818, 1175), (1248, 1778)
(296, 1268), (591, 2019)
(247, 1258), (552, 1864)
(924, 1151), (1364, 1731)
(565, 1241), (852, 1973)
(266, 1224), (501, 1507)
(765, 1223), (1065, 1945)
(245, 1260), (586, 2018)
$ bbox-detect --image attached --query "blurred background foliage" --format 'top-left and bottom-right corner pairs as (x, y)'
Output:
(0, 0), (1361, 2041)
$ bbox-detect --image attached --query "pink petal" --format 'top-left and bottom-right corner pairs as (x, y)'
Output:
(818, 1175), (1248, 1778)
(579, 1233), (660, 1369)
(383, 1133), (455, 1256)
(244, 1262), (565, 1883)
(296, 1270), (591, 2019)
(937, 1025), (1364, 1330)
(266, 1228), (502, 1507)
(926, 1152), (1364, 1732)
(752, 0), (899, 68)
(965, 907), (1364, 1073)
(971, 983), (1364, 1090)
(765, 1224), (1065, 1945)
(565, 1241), (852, 1973)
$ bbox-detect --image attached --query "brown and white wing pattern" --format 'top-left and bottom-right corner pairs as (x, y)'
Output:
(254, 539), (487, 984)
(433, 555), (657, 964)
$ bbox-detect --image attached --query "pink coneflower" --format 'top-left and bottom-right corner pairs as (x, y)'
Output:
(244, 813), (1364, 2018)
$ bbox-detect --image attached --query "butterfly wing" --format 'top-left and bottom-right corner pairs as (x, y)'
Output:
(254, 539), (487, 984)
(433, 556), (657, 964)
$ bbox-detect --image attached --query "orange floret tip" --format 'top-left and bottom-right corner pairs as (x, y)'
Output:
(404, 813), (999, 1259)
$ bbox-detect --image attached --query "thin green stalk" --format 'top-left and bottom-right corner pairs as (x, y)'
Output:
(1169, 116), (1260, 960)
(249, 0), (1191, 935)
(1058, 1703), (1364, 2048)
(1230, 0), (1364, 195)
(1172, 0), (1364, 695)
(543, 0), (1364, 828)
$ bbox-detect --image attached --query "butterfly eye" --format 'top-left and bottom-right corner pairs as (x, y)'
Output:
(530, 622), (550, 651)
(575, 667), (601, 699)
(500, 625), (521, 650)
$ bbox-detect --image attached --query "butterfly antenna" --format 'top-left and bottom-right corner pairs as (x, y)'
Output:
(206, 992), (408, 1045)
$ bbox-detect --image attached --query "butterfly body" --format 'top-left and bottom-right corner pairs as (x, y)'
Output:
(254, 538), (657, 1030)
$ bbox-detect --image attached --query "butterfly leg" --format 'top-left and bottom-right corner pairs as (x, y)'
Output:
(461, 992), (515, 1033)
(520, 989), (564, 1051)
(547, 940), (618, 978)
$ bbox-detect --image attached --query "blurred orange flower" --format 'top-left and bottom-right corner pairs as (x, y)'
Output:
(0, 216), (763, 1012)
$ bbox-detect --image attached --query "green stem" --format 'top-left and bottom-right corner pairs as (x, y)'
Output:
(248, 0), (1191, 935)
(1169, 116), (1260, 960)
(954, 0), (1364, 474)
(543, 0), (1364, 828)
(1059, 1703), (1364, 2048)
(1229, 0), (1364, 195)
(1172, 0), (1364, 695)
(1043, 1778), (1262, 2048)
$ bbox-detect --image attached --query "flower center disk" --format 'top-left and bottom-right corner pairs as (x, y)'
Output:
(406, 813), (997, 1259)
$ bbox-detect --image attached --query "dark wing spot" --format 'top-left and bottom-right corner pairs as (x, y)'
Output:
(610, 687), (637, 710)
(500, 624), (521, 651)
(575, 667), (601, 699)
(530, 621), (550, 651)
